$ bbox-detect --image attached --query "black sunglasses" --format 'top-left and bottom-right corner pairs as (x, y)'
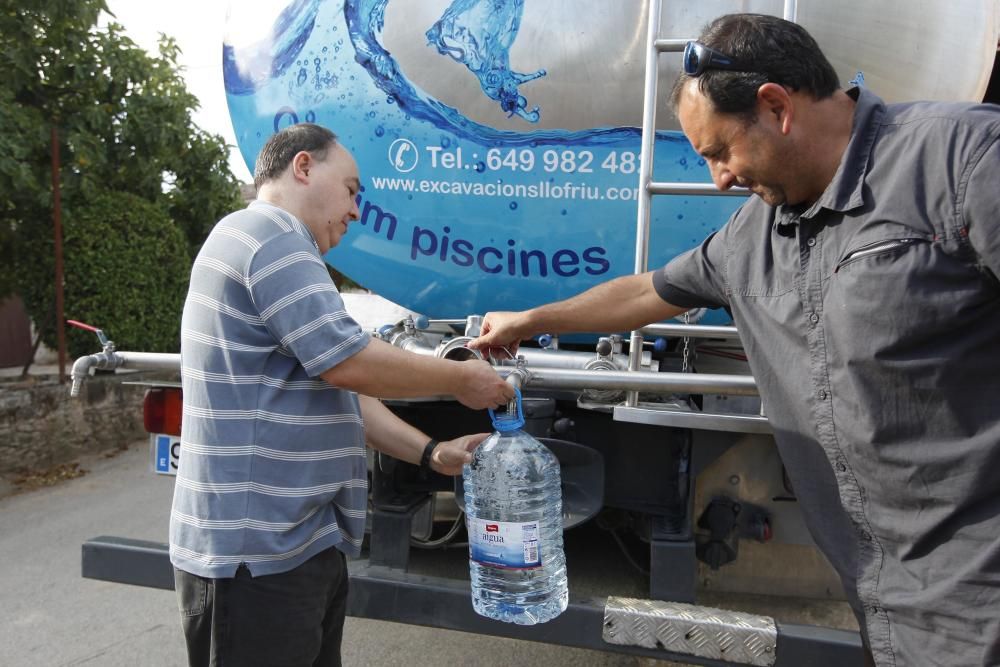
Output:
(682, 41), (750, 76)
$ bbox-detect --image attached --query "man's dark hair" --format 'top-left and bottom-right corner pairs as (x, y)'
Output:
(253, 123), (338, 189)
(669, 14), (840, 121)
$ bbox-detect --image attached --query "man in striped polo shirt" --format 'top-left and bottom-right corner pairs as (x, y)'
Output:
(172, 123), (514, 666)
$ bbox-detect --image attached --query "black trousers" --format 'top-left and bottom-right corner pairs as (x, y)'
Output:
(174, 546), (349, 667)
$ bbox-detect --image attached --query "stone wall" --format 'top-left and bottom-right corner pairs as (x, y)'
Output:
(0, 373), (149, 477)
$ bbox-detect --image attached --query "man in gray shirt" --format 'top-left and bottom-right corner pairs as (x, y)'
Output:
(173, 122), (515, 666)
(470, 14), (1000, 667)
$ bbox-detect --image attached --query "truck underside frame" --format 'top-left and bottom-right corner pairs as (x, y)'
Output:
(82, 535), (863, 666)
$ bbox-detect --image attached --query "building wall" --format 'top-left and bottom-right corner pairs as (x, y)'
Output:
(0, 373), (147, 478)
(0, 296), (33, 369)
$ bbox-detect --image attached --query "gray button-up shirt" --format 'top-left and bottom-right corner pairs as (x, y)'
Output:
(654, 87), (1000, 666)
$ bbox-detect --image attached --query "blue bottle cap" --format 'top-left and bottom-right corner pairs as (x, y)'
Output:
(489, 387), (525, 432)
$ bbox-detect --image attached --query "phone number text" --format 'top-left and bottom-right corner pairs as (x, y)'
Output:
(426, 146), (639, 175)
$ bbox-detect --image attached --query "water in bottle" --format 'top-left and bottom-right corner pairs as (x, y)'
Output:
(464, 389), (568, 624)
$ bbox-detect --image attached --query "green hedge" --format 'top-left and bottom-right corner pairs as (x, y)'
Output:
(17, 190), (191, 359)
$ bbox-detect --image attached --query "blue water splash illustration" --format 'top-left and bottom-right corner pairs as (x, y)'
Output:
(224, 0), (322, 95)
(425, 0), (545, 122)
(344, 0), (689, 149)
(226, 0), (686, 149)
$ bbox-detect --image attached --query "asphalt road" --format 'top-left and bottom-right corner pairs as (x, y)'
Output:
(0, 439), (672, 667)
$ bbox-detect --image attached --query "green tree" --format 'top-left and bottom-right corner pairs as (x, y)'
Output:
(0, 0), (244, 351)
(17, 191), (192, 358)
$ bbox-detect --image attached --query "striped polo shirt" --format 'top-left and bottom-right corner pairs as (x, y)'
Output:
(170, 200), (371, 579)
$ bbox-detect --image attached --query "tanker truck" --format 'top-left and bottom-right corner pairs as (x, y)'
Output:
(74, 0), (1000, 664)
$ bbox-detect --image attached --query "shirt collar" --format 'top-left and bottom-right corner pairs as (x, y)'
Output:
(774, 86), (885, 229)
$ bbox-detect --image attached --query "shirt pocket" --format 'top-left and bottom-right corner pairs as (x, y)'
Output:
(824, 233), (978, 447)
(834, 237), (929, 274)
(827, 234), (937, 342)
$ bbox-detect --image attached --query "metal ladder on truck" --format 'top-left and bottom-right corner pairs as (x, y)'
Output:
(602, 1), (865, 665)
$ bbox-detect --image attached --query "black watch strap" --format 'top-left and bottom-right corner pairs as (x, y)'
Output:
(419, 439), (440, 472)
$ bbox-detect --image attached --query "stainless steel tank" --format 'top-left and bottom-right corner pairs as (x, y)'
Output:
(382, 0), (998, 133)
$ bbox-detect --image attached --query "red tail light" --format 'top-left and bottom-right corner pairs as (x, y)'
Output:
(144, 387), (183, 436)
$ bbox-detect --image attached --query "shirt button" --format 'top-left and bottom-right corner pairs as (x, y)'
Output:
(818, 390), (828, 400)
(809, 312), (820, 324)
(836, 462), (847, 472)
(806, 238), (817, 247)
(860, 531), (872, 541)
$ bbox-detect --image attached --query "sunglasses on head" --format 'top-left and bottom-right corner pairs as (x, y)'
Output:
(682, 41), (750, 76)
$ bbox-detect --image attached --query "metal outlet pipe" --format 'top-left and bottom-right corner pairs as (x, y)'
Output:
(70, 352), (181, 397)
(115, 352), (182, 371)
(517, 348), (652, 371)
(498, 366), (758, 397)
(69, 346), (755, 400)
(391, 331), (656, 371)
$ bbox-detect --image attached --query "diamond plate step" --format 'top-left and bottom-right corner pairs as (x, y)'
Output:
(604, 596), (777, 666)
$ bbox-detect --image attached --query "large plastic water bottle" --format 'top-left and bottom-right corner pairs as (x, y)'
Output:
(464, 389), (568, 624)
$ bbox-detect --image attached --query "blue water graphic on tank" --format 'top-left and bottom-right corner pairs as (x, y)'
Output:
(223, 0), (744, 323)
(426, 0), (545, 122)
(223, 0), (322, 96)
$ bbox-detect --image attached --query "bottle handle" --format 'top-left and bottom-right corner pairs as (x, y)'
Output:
(489, 387), (525, 432)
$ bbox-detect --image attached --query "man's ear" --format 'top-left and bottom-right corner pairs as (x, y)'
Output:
(756, 83), (794, 135)
(291, 151), (312, 182)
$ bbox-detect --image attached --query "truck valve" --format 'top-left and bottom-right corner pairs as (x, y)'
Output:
(67, 320), (117, 398)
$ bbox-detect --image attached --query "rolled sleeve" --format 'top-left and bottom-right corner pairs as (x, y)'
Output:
(248, 233), (370, 376)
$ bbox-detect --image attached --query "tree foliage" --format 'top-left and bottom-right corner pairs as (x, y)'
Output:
(17, 191), (191, 358)
(0, 0), (244, 349)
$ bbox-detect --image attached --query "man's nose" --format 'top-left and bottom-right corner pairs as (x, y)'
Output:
(349, 201), (360, 220)
(709, 163), (736, 191)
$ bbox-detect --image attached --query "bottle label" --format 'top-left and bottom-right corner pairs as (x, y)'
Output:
(468, 517), (541, 569)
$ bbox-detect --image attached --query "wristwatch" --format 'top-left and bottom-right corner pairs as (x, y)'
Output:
(419, 438), (440, 472)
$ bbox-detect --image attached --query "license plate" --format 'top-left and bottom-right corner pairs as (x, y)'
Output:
(151, 434), (181, 475)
